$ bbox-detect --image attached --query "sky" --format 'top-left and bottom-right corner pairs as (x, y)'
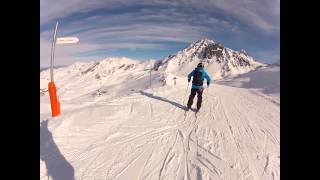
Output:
(40, 0), (280, 68)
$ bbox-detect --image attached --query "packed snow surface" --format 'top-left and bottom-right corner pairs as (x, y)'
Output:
(40, 40), (279, 180)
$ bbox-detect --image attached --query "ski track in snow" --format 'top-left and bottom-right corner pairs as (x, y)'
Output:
(40, 81), (279, 180)
(40, 55), (279, 180)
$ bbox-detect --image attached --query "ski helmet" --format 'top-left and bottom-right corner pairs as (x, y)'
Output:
(197, 62), (204, 68)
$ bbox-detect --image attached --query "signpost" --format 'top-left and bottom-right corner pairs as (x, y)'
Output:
(56, 37), (79, 44)
(48, 21), (79, 117)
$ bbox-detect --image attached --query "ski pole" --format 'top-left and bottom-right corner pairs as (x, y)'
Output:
(204, 85), (209, 105)
(182, 82), (190, 106)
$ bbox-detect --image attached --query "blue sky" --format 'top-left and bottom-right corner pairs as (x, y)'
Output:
(40, 0), (279, 68)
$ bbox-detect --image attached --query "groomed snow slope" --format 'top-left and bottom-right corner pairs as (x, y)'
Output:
(40, 63), (279, 180)
(217, 65), (280, 103)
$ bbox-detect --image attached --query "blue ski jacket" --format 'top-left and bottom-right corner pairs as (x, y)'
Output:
(188, 67), (212, 89)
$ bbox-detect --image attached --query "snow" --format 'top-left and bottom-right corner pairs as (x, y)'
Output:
(40, 39), (279, 180)
(218, 65), (280, 102)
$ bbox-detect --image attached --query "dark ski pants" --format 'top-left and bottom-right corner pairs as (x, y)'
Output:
(187, 88), (203, 109)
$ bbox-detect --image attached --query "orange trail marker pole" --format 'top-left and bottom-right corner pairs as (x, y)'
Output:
(48, 81), (60, 117)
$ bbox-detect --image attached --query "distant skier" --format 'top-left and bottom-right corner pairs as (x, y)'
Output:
(186, 62), (212, 112)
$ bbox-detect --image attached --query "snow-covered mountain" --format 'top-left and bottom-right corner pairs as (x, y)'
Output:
(40, 39), (279, 180)
(156, 38), (265, 79)
(40, 39), (266, 99)
(40, 57), (160, 100)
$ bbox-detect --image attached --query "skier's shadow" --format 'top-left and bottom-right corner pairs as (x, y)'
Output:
(40, 120), (75, 180)
(139, 91), (186, 110)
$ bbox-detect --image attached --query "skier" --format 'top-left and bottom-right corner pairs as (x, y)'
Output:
(186, 62), (212, 112)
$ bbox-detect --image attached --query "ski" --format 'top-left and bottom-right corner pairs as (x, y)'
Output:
(195, 109), (199, 119)
(183, 106), (190, 121)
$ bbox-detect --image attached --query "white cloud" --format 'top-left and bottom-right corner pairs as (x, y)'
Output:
(40, 0), (279, 66)
(40, 0), (109, 26)
(41, 0), (279, 33)
(40, 37), (102, 67)
(40, 5), (238, 67)
(251, 50), (280, 63)
(157, 0), (280, 33)
(40, 36), (170, 67)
